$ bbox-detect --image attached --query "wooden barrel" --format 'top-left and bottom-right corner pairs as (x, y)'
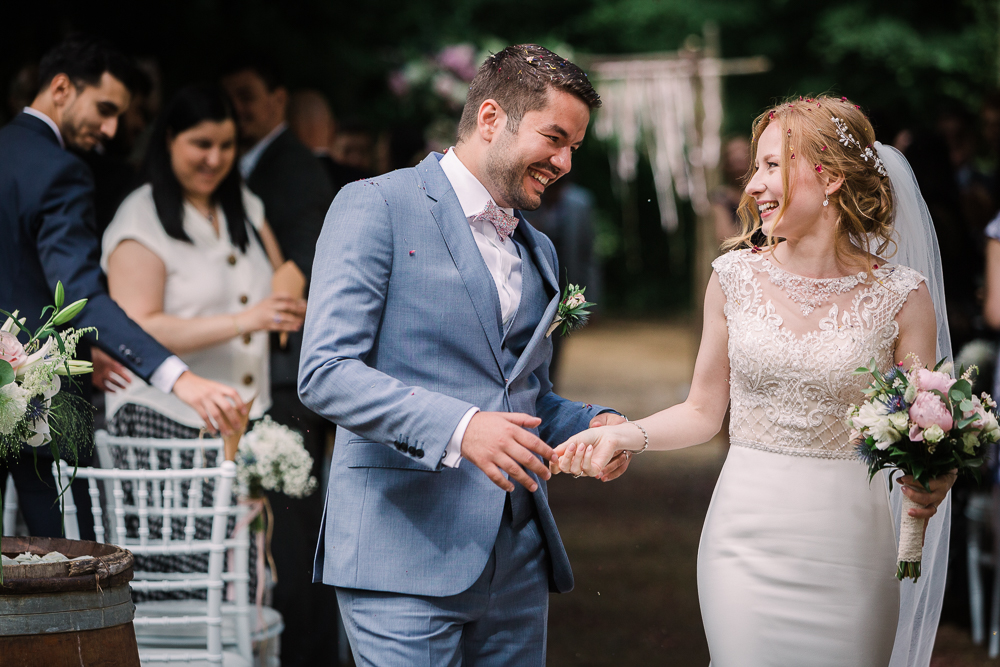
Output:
(0, 536), (140, 667)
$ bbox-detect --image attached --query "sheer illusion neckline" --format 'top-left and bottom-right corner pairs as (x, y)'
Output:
(757, 256), (890, 316)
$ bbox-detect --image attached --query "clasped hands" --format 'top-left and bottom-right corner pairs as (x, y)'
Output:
(461, 411), (630, 493)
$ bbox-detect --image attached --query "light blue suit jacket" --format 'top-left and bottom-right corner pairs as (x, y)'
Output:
(299, 153), (607, 597)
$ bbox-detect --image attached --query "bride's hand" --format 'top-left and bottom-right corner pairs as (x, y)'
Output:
(550, 425), (627, 479)
(897, 469), (957, 543)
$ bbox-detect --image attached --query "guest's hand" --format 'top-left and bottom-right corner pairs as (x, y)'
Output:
(171, 371), (247, 436)
(91, 346), (131, 393)
(461, 412), (555, 493)
(240, 294), (307, 334)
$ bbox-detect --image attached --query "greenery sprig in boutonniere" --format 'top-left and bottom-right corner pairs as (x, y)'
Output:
(546, 284), (595, 338)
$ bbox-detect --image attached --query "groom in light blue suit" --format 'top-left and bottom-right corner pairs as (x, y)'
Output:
(299, 45), (627, 666)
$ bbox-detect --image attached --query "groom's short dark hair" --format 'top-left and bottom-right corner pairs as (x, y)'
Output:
(457, 44), (601, 140)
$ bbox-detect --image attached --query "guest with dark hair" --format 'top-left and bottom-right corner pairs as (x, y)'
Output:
(100, 83), (304, 438)
(0, 36), (246, 539)
(220, 55), (336, 667)
(288, 88), (368, 191)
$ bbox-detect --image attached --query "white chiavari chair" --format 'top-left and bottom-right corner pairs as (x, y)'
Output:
(57, 460), (247, 667)
(89, 432), (282, 667)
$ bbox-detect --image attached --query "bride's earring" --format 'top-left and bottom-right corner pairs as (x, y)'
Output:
(823, 192), (829, 207)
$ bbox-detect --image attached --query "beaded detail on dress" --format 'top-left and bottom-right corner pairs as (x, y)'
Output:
(713, 249), (925, 459)
(759, 257), (866, 316)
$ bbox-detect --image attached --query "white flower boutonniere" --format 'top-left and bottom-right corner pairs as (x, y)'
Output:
(546, 284), (595, 338)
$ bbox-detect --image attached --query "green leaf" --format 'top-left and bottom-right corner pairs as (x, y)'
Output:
(951, 380), (972, 400)
(51, 299), (86, 326)
(0, 360), (13, 388)
(54, 281), (64, 309)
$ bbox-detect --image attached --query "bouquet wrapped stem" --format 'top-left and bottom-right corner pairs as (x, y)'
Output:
(849, 357), (996, 581)
(897, 493), (924, 580)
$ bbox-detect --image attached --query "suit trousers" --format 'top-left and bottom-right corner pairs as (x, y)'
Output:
(266, 386), (341, 666)
(336, 496), (550, 667)
(0, 452), (95, 540)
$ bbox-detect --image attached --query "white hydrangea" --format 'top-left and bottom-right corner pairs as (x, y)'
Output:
(0, 383), (28, 436)
(236, 416), (317, 498)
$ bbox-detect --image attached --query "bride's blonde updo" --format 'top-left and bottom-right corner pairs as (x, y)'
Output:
(723, 96), (895, 272)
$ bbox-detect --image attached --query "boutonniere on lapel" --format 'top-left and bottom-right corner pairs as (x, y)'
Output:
(546, 284), (595, 338)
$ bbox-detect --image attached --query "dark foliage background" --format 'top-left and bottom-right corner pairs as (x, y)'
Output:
(4, 0), (997, 313)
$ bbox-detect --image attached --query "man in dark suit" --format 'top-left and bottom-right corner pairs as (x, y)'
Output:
(0, 36), (246, 537)
(221, 55), (336, 667)
(287, 89), (369, 193)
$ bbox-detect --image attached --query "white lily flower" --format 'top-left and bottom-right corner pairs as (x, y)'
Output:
(1, 311), (25, 336)
(14, 337), (54, 378)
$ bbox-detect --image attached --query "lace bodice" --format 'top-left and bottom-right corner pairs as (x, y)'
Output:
(714, 250), (925, 459)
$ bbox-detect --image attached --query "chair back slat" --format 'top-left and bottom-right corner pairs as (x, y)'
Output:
(88, 478), (104, 544)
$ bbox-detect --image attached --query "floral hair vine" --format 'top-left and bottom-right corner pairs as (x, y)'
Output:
(831, 116), (888, 177)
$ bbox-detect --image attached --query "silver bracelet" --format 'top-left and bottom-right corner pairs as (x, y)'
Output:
(629, 421), (648, 454)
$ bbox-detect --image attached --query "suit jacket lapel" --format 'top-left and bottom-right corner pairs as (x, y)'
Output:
(507, 216), (561, 384)
(418, 154), (505, 375)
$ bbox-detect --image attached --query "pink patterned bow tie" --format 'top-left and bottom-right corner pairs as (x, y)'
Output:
(473, 200), (519, 243)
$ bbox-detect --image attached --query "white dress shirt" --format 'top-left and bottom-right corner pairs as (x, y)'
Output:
(239, 122), (288, 180)
(438, 148), (524, 467)
(24, 106), (189, 395)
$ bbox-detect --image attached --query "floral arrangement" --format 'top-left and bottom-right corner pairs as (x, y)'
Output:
(235, 416), (317, 501)
(546, 284), (595, 338)
(847, 358), (998, 581)
(0, 283), (93, 457)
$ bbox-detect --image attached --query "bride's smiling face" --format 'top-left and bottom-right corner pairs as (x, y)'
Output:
(746, 121), (829, 240)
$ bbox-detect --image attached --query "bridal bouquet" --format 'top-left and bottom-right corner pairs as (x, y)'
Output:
(0, 283), (94, 459)
(847, 358), (998, 581)
(235, 416), (317, 502)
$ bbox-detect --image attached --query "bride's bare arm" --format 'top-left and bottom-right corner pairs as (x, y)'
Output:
(555, 272), (731, 476)
(893, 282), (936, 369)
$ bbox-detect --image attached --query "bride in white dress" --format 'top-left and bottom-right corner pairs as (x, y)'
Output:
(554, 96), (956, 667)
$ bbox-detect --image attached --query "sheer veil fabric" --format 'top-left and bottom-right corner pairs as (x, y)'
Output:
(875, 142), (953, 667)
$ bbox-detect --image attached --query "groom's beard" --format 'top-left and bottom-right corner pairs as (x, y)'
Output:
(484, 130), (545, 212)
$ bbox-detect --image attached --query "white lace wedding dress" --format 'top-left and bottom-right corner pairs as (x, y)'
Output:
(699, 249), (925, 667)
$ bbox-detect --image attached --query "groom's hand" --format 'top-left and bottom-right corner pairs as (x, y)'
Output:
(462, 412), (554, 493)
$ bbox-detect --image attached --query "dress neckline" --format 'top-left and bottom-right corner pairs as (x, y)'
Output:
(754, 254), (890, 316)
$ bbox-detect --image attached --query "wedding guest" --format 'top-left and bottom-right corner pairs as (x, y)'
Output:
(711, 137), (752, 244)
(528, 176), (599, 384)
(100, 83), (304, 438)
(220, 55), (336, 667)
(0, 36), (246, 539)
(288, 88), (367, 191)
(330, 117), (375, 173)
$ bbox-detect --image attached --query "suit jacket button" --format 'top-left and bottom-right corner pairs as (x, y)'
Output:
(119, 344), (127, 353)
(134, 356), (143, 365)
(407, 446), (417, 455)
(228, 254), (237, 266)
(242, 374), (254, 386)
(415, 449), (424, 458)
(243, 334), (253, 345)
(239, 294), (248, 304)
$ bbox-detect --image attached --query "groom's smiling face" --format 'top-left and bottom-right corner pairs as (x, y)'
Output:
(484, 88), (590, 211)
